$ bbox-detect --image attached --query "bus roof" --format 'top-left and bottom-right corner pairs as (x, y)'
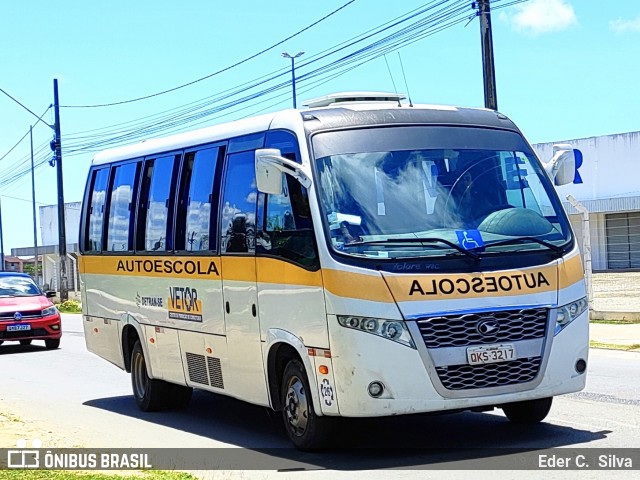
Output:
(91, 93), (518, 166)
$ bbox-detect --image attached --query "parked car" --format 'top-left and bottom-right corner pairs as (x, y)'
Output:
(0, 272), (61, 349)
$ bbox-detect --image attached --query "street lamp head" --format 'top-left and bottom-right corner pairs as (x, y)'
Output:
(282, 51), (305, 59)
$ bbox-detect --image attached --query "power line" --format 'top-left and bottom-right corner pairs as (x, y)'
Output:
(0, 106), (52, 163)
(0, 88), (53, 127)
(61, 0), (358, 108)
(61, 0), (471, 155)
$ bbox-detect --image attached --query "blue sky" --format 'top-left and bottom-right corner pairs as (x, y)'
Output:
(1, 0), (639, 253)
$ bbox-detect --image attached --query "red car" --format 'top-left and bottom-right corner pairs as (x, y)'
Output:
(0, 272), (61, 349)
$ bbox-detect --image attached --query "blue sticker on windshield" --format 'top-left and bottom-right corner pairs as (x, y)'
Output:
(456, 230), (485, 251)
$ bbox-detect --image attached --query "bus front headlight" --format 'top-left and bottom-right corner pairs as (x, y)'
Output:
(337, 315), (416, 349)
(554, 297), (588, 335)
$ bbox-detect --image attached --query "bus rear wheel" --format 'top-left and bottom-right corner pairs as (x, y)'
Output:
(502, 397), (553, 424)
(131, 340), (168, 411)
(281, 359), (333, 450)
(131, 340), (192, 411)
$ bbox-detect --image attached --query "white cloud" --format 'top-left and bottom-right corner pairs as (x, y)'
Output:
(610, 15), (640, 34)
(500, 0), (577, 35)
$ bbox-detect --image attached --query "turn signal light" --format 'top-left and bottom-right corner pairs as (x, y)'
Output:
(319, 365), (329, 375)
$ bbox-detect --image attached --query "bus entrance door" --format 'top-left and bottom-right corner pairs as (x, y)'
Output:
(221, 256), (269, 405)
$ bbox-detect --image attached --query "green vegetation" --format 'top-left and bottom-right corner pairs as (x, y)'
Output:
(0, 471), (197, 480)
(55, 300), (82, 314)
(590, 340), (640, 351)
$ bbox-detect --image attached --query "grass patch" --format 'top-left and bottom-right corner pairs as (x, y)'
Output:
(0, 471), (197, 479)
(590, 319), (640, 325)
(590, 340), (640, 351)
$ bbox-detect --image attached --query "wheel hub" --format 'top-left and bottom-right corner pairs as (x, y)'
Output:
(285, 376), (308, 435)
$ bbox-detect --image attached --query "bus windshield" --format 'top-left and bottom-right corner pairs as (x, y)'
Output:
(313, 126), (572, 259)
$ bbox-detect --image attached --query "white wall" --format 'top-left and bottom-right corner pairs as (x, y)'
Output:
(39, 202), (81, 246)
(534, 131), (640, 202)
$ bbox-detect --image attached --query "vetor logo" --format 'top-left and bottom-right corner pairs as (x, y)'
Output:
(7, 439), (41, 468)
(477, 319), (500, 336)
(13, 312), (23, 321)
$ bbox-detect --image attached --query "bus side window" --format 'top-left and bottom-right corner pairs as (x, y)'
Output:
(106, 162), (140, 252)
(83, 167), (110, 252)
(259, 129), (317, 269)
(220, 151), (257, 254)
(136, 154), (180, 252)
(258, 177), (318, 269)
(174, 146), (222, 252)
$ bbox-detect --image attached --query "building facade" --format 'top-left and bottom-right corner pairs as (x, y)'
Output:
(534, 131), (640, 271)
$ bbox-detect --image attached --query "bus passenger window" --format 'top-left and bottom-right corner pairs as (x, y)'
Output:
(175, 147), (220, 252)
(84, 168), (109, 252)
(138, 155), (179, 252)
(220, 151), (257, 254)
(106, 162), (139, 252)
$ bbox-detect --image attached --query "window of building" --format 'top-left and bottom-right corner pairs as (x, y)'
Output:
(85, 167), (110, 252)
(137, 154), (179, 252)
(106, 162), (140, 252)
(175, 146), (222, 252)
(220, 151), (257, 254)
(606, 212), (640, 269)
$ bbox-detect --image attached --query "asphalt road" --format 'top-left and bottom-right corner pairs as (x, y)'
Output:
(1, 313), (639, 477)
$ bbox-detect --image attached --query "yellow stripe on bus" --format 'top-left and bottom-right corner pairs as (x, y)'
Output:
(322, 269), (396, 303)
(79, 255), (221, 280)
(80, 252), (585, 302)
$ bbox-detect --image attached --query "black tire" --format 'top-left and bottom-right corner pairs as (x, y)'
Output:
(281, 359), (334, 450)
(131, 340), (169, 412)
(20, 339), (33, 346)
(502, 397), (553, 424)
(164, 383), (193, 410)
(44, 339), (60, 349)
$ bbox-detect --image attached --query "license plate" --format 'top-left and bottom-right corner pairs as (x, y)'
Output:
(467, 344), (516, 365)
(7, 324), (31, 332)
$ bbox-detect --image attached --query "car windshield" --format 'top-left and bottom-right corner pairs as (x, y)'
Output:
(0, 276), (41, 297)
(313, 126), (572, 260)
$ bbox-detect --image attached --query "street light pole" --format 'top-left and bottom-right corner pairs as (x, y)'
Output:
(281, 51), (304, 108)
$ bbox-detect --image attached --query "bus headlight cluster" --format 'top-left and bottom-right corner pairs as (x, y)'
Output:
(554, 297), (588, 335)
(337, 315), (416, 349)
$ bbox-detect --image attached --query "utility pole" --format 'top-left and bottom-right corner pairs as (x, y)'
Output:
(53, 79), (68, 301)
(30, 126), (40, 285)
(478, 0), (498, 110)
(281, 51), (304, 108)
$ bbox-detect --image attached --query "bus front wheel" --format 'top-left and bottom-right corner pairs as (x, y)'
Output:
(281, 359), (334, 450)
(502, 397), (553, 424)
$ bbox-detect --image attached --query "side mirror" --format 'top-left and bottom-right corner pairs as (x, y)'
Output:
(45, 291), (57, 298)
(255, 149), (284, 195)
(255, 148), (312, 195)
(543, 144), (575, 186)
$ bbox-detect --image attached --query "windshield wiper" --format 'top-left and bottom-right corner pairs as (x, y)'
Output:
(346, 237), (480, 262)
(481, 236), (565, 255)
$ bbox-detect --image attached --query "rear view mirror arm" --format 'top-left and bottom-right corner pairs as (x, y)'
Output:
(259, 154), (312, 189)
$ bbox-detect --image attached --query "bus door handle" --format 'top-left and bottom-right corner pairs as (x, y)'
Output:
(225, 301), (230, 314)
(252, 304), (257, 317)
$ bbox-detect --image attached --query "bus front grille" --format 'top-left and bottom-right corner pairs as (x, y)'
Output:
(416, 307), (548, 349)
(435, 357), (541, 390)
